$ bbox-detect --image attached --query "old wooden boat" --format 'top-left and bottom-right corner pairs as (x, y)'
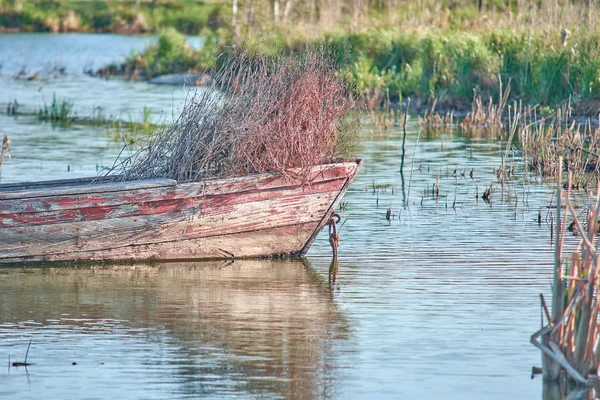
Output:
(0, 158), (362, 264)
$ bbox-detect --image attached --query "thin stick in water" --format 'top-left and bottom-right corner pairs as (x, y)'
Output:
(406, 126), (421, 207)
(400, 98), (410, 175)
(24, 340), (31, 365)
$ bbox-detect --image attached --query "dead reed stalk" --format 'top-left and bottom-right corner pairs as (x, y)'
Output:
(532, 158), (600, 385)
(0, 134), (11, 181)
(105, 46), (359, 182)
(368, 107), (403, 135)
(400, 98), (410, 175)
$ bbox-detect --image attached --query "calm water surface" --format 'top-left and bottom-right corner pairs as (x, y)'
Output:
(0, 34), (570, 399)
(0, 34), (203, 181)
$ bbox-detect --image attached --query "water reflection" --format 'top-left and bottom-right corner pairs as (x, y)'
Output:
(0, 259), (349, 399)
(542, 381), (596, 400)
(328, 259), (340, 291)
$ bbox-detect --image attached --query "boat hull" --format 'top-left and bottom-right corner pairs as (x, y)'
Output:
(0, 159), (362, 264)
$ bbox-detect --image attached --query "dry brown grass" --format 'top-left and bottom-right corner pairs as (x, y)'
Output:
(418, 99), (454, 129)
(460, 83), (509, 130)
(248, 0), (600, 45)
(367, 102), (404, 135)
(518, 104), (600, 188)
(532, 164), (600, 384)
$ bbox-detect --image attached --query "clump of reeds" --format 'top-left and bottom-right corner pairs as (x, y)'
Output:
(418, 99), (454, 129)
(367, 97), (404, 135)
(38, 94), (74, 126)
(518, 104), (600, 187)
(460, 83), (509, 130)
(532, 159), (600, 385)
(107, 46), (358, 182)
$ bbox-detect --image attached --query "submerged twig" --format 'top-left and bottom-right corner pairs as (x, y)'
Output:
(12, 339), (32, 367)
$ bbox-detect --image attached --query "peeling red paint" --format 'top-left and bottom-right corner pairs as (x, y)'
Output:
(0, 178), (346, 228)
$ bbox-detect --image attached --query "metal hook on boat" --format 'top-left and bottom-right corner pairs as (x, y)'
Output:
(328, 212), (341, 259)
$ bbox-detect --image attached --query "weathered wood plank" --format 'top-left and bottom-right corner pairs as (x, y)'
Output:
(0, 178), (177, 200)
(0, 176), (114, 192)
(0, 177), (346, 227)
(0, 190), (336, 258)
(0, 161), (359, 214)
(0, 223), (316, 264)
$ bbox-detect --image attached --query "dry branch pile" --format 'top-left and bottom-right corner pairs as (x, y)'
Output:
(108, 47), (358, 183)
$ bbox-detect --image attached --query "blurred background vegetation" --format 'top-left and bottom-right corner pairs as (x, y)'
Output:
(3, 0), (600, 111)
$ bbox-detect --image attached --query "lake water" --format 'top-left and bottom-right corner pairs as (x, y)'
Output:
(0, 34), (574, 399)
(0, 33), (202, 181)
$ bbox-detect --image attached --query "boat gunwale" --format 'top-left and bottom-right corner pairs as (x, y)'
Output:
(0, 158), (362, 200)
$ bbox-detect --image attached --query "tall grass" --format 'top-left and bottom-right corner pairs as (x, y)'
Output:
(77, 0), (600, 111)
(99, 23), (600, 111)
(318, 28), (599, 108)
(4, 0), (600, 39)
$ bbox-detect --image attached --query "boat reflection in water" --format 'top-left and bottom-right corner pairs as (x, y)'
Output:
(0, 259), (350, 399)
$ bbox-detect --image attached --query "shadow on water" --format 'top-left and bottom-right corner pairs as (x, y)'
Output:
(0, 259), (349, 399)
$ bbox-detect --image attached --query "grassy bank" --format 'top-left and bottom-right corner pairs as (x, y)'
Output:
(8, 0), (600, 111)
(0, 0), (223, 33)
(103, 25), (600, 113)
(96, 28), (218, 79)
(327, 28), (600, 111)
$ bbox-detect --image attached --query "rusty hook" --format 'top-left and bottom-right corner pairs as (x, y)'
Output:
(328, 212), (341, 259)
(328, 212), (341, 237)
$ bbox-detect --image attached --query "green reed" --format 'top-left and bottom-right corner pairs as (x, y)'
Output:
(37, 94), (74, 126)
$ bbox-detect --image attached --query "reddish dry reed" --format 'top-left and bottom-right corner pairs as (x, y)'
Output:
(108, 46), (358, 182)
